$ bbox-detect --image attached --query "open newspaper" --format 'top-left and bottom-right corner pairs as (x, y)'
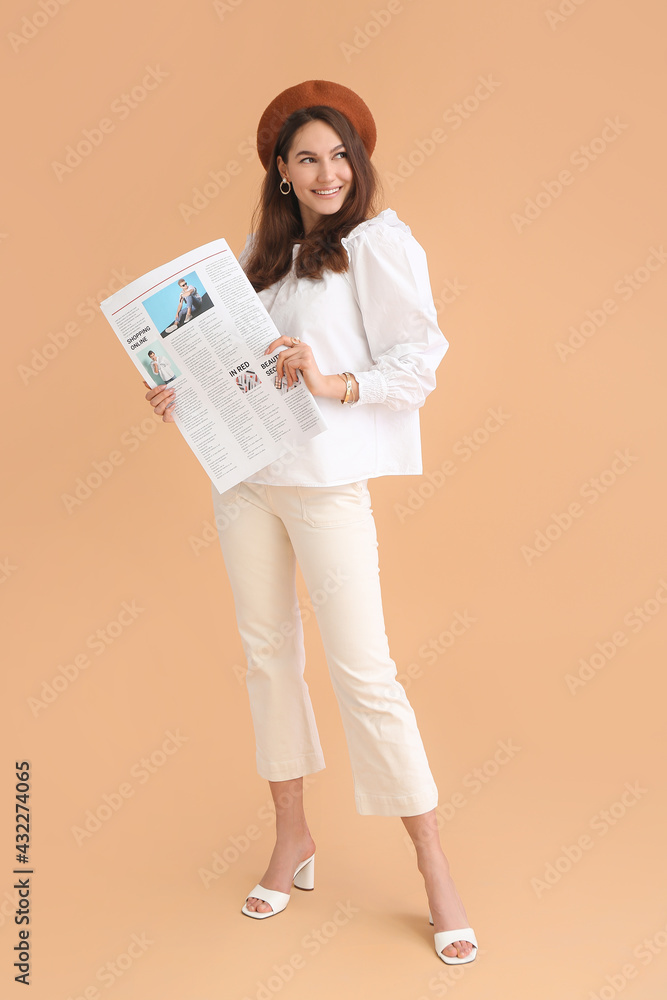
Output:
(100, 238), (327, 493)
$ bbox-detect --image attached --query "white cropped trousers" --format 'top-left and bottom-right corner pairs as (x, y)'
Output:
(211, 478), (439, 817)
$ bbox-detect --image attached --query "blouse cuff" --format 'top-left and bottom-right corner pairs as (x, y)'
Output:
(350, 369), (388, 406)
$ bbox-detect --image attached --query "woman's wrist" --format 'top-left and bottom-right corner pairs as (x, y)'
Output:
(318, 372), (359, 402)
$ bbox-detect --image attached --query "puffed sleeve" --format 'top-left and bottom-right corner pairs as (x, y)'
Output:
(342, 218), (449, 410)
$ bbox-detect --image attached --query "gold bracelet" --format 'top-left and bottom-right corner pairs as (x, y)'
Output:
(338, 371), (353, 404)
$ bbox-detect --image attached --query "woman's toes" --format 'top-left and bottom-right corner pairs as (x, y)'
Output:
(246, 896), (273, 914)
(442, 940), (472, 959)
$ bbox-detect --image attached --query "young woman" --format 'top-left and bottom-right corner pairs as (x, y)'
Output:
(143, 80), (478, 966)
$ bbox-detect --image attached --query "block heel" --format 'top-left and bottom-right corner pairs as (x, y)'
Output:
(292, 853), (315, 890)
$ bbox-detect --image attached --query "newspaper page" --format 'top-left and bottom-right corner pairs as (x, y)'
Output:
(100, 238), (327, 493)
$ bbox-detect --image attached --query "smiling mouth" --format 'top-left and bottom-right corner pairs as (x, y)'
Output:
(313, 186), (342, 196)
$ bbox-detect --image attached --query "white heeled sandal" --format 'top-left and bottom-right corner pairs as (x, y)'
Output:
(428, 910), (478, 965)
(241, 853), (315, 919)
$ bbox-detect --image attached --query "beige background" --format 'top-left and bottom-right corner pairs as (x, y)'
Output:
(3, 0), (666, 997)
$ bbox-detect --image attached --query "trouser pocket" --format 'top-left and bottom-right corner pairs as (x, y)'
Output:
(296, 480), (371, 527)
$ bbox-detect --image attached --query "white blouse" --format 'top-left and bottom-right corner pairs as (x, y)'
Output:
(240, 208), (449, 487)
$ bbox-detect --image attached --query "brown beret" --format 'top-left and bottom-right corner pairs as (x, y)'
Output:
(256, 79), (377, 171)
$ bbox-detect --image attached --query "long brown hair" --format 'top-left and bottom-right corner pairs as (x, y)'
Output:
(243, 106), (383, 291)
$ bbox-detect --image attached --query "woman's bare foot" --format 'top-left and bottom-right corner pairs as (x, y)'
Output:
(402, 810), (475, 961)
(421, 855), (474, 960)
(244, 833), (316, 914)
(244, 776), (315, 915)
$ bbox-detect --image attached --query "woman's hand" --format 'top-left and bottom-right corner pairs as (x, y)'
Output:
(263, 336), (329, 395)
(264, 335), (325, 394)
(263, 336), (358, 401)
(143, 380), (176, 423)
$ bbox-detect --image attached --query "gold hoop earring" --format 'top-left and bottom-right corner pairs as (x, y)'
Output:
(279, 177), (292, 195)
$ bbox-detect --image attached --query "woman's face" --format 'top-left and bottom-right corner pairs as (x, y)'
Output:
(277, 119), (354, 233)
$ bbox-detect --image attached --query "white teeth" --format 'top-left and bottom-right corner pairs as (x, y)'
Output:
(314, 187), (341, 194)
